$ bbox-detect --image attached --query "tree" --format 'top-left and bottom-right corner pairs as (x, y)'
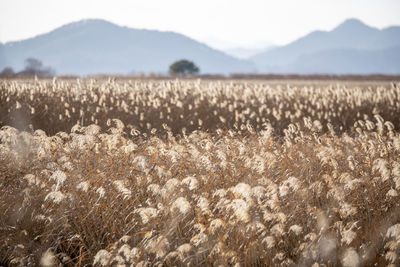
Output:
(24, 58), (43, 74)
(169, 59), (199, 76)
(1, 67), (14, 75)
(21, 58), (55, 76)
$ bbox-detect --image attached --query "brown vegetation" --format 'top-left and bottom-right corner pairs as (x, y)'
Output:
(1, 78), (400, 266)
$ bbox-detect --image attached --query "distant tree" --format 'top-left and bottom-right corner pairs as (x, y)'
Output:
(169, 59), (199, 76)
(24, 58), (43, 74)
(21, 58), (55, 76)
(1, 67), (14, 75)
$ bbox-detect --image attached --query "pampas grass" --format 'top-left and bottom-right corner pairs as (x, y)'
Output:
(1, 78), (400, 266)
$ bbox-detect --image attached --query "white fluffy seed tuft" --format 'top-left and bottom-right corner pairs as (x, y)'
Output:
(171, 197), (191, 215)
(93, 249), (111, 266)
(341, 248), (360, 267)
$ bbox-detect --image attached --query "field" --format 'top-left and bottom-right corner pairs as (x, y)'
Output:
(1, 78), (400, 266)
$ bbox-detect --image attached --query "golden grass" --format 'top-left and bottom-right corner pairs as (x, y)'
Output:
(0, 78), (400, 266)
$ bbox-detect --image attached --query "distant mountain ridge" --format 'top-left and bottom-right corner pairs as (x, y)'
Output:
(288, 46), (400, 74)
(0, 43), (5, 66)
(251, 18), (400, 74)
(1, 18), (400, 75)
(224, 45), (276, 60)
(0, 19), (255, 75)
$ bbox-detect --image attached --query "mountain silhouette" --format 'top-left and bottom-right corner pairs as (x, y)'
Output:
(288, 46), (400, 74)
(251, 18), (400, 74)
(2, 18), (400, 75)
(0, 44), (5, 68)
(1, 19), (255, 75)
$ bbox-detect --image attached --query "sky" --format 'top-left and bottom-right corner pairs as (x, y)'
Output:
(1, 0), (400, 50)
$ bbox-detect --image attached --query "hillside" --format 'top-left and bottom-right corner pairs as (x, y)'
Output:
(1, 19), (255, 75)
(289, 46), (400, 74)
(251, 19), (400, 74)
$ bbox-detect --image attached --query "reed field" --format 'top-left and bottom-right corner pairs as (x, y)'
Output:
(1, 78), (400, 266)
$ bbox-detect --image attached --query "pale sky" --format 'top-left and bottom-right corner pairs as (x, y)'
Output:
(1, 0), (400, 49)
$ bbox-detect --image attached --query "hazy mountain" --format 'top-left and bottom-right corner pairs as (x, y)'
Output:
(251, 18), (400, 74)
(2, 18), (400, 75)
(224, 45), (276, 59)
(288, 46), (400, 74)
(1, 19), (255, 75)
(0, 43), (6, 69)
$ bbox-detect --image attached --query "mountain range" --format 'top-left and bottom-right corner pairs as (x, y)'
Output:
(1, 18), (400, 75)
(251, 19), (400, 74)
(0, 19), (255, 75)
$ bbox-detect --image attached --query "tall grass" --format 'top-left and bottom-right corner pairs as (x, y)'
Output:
(0, 78), (400, 266)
